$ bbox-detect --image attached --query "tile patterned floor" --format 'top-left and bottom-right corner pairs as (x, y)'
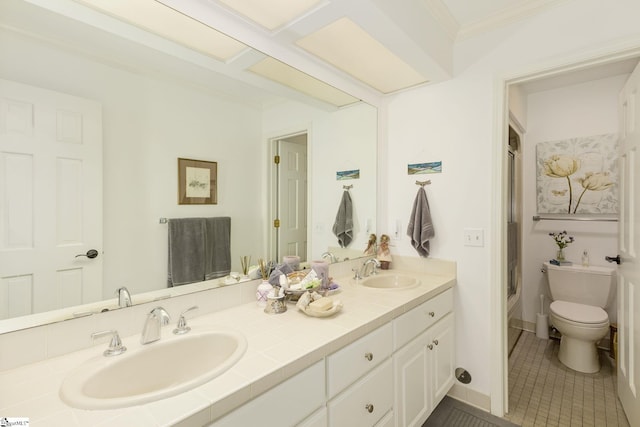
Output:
(504, 331), (629, 427)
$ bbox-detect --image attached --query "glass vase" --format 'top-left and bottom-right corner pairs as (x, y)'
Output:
(556, 248), (565, 261)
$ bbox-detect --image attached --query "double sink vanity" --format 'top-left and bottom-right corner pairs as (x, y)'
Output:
(0, 257), (455, 426)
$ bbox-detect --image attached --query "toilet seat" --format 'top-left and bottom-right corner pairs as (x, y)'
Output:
(550, 300), (608, 325)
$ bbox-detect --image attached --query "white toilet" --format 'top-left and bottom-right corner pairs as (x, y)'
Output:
(544, 262), (615, 373)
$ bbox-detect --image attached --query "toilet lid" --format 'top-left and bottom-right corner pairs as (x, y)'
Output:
(550, 301), (608, 324)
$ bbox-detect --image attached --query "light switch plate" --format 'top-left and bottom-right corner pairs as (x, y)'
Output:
(463, 228), (484, 247)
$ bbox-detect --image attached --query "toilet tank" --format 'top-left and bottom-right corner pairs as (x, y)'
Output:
(544, 262), (615, 308)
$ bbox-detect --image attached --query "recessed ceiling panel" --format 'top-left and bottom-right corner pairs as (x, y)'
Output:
(73, 0), (246, 60)
(296, 17), (428, 94)
(217, 0), (324, 31)
(248, 57), (360, 107)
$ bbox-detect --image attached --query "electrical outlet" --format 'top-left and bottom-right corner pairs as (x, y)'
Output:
(463, 228), (484, 247)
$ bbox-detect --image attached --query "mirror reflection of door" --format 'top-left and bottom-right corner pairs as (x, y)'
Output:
(274, 133), (307, 263)
(0, 79), (103, 319)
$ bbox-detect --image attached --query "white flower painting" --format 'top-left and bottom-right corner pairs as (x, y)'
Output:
(536, 133), (618, 215)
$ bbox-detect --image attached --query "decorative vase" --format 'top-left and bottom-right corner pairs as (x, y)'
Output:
(256, 280), (273, 307)
(556, 248), (565, 261)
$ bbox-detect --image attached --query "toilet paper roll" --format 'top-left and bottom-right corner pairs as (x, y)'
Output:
(536, 313), (549, 339)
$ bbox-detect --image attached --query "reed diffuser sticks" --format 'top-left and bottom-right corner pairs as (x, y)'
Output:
(240, 256), (251, 276)
(258, 259), (269, 280)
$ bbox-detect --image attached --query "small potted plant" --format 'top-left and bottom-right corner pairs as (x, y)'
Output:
(549, 231), (574, 261)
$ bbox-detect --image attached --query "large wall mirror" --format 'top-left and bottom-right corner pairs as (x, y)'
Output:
(0, 0), (377, 332)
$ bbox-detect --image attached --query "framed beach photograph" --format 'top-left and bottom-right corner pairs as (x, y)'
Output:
(178, 158), (217, 205)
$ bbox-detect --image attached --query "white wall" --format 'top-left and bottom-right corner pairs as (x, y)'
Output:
(384, 0), (640, 401)
(261, 101), (378, 261)
(520, 75), (626, 327)
(0, 29), (264, 298)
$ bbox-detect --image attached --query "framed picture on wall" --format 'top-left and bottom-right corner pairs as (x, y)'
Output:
(178, 158), (217, 205)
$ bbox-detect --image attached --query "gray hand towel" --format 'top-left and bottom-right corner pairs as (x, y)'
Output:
(168, 218), (206, 286)
(204, 217), (232, 280)
(332, 190), (353, 248)
(407, 187), (435, 257)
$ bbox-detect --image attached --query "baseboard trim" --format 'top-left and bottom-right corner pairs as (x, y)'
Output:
(447, 383), (491, 412)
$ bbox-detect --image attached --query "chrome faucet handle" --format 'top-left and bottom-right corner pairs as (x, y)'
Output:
(173, 305), (199, 335)
(352, 268), (363, 280)
(91, 329), (127, 357)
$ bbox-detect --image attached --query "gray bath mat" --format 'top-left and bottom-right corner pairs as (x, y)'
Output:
(423, 397), (521, 427)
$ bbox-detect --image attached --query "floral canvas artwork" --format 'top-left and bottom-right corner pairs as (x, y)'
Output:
(536, 133), (618, 215)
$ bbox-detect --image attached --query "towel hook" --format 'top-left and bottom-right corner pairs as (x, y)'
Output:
(342, 184), (353, 190)
(415, 180), (431, 187)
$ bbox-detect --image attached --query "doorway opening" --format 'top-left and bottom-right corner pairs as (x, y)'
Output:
(500, 54), (640, 420)
(269, 132), (308, 263)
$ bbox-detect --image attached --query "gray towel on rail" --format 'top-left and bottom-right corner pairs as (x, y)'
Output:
(332, 190), (353, 247)
(204, 217), (231, 280)
(168, 218), (206, 286)
(407, 187), (435, 257)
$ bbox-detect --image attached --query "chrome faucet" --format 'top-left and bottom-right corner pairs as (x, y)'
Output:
(115, 286), (132, 308)
(321, 252), (338, 263)
(362, 258), (381, 277)
(141, 307), (170, 344)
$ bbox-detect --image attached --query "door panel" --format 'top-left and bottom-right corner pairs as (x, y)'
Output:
(276, 136), (307, 261)
(0, 79), (102, 319)
(617, 62), (640, 427)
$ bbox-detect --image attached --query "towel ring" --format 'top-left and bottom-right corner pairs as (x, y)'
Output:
(415, 180), (431, 187)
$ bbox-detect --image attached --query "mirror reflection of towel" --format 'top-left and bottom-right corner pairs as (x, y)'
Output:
(168, 217), (231, 286)
(407, 187), (435, 257)
(332, 190), (353, 248)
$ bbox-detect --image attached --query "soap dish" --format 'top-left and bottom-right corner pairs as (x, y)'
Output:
(299, 300), (343, 318)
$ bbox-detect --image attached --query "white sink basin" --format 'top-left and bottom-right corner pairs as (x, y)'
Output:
(361, 274), (419, 289)
(60, 329), (247, 409)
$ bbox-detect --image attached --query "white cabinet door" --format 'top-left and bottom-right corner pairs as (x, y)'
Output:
(394, 332), (430, 427)
(429, 313), (455, 405)
(394, 313), (455, 427)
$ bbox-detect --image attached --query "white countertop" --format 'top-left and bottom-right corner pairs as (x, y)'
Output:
(0, 268), (454, 426)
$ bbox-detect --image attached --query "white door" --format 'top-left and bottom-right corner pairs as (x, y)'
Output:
(276, 135), (307, 261)
(0, 79), (103, 319)
(617, 62), (640, 426)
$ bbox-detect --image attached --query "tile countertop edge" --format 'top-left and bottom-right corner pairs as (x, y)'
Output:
(1, 270), (455, 426)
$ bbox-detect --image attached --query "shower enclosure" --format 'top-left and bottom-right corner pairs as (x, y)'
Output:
(507, 125), (523, 355)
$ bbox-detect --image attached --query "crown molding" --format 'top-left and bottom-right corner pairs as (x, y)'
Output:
(456, 0), (567, 41)
(422, 0), (459, 41)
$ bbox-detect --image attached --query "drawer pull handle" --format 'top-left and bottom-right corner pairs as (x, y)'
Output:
(433, 339), (439, 345)
(365, 403), (374, 413)
(364, 352), (373, 361)
(427, 344), (434, 350)
(428, 311), (435, 317)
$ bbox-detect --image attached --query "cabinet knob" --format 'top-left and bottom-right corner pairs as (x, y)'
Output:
(433, 339), (439, 346)
(364, 352), (373, 361)
(365, 403), (374, 413)
(428, 311), (435, 317)
(427, 344), (434, 350)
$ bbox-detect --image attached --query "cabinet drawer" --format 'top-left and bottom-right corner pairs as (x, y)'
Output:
(393, 288), (453, 350)
(211, 361), (324, 427)
(327, 323), (393, 397)
(328, 358), (393, 427)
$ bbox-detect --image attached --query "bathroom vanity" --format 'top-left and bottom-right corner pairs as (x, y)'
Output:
(0, 257), (455, 426)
